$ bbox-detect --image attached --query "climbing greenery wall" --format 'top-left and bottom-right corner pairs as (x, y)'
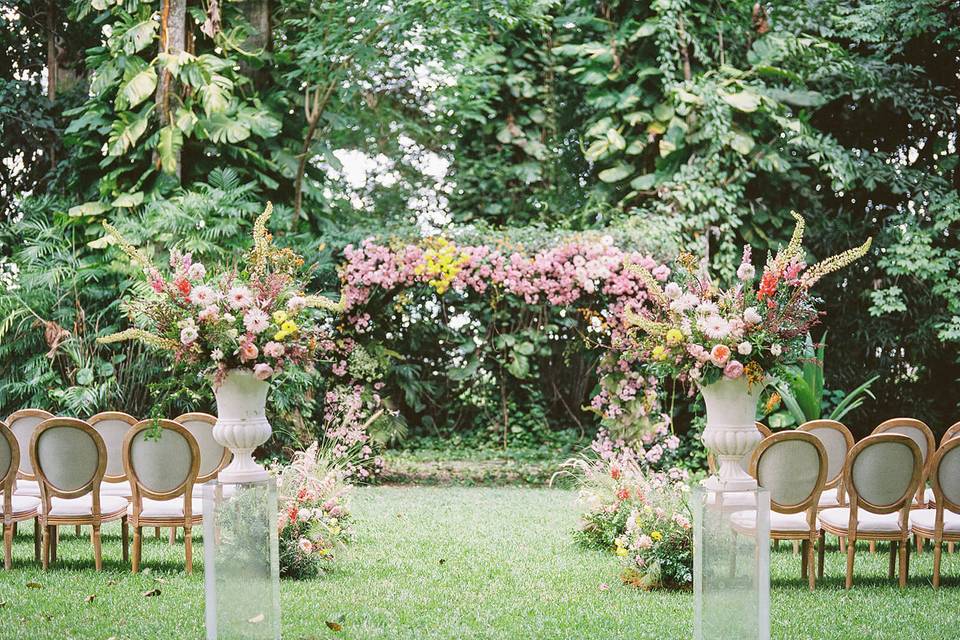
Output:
(1, 0), (958, 448)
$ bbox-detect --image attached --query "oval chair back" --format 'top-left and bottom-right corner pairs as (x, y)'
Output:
(123, 420), (200, 506)
(846, 433), (922, 516)
(0, 421), (18, 513)
(941, 422), (960, 448)
(930, 438), (960, 516)
(798, 419), (854, 504)
(872, 418), (935, 504)
(174, 413), (229, 484)
(750, 431), (827, 514)
(30, 418), (107, 505)
(88, 412), (137, 485)
(6, 410), (53, 480)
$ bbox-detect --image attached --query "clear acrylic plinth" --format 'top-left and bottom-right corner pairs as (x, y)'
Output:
(693, 485), (770, 640)
(203, 479), (281, 640)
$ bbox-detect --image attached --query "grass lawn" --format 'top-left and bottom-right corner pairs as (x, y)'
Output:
(0, 486), (957, 639)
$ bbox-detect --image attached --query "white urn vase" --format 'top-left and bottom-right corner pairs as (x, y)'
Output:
(212, 369), (272, 483)
(699, 376), (764, 491)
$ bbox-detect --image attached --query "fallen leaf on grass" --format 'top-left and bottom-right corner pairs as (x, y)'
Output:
(325, 620), (343, 632)
(438, 558), (446, 565)
(248, 613), (265, 624)
(0, 600), (6, 607)
(85, 594), (96, 603)
(106, 580), (117, 587)
(142, 588), (161, 598)
(25, 582), (43, 589)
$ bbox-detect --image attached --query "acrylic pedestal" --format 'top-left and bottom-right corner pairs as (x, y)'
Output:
(692, 485), (770, 640)
(203, 479), (281, 640)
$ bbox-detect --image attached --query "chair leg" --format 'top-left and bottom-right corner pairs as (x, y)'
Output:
(807, 538), (816, 590)
(792, 540), (800, 556)
(869, 540), (876, 554)
(50, 525), (58, 563)
(121, 517), (129, 564)
(801, 540), (809, 580)
(33, 518), (40, 562)
(773, 538), (780, 551)
(154, 527), (160, 539)
(916, 533), (923, 554)
(75, 525), (81, 536)
(3, 524), (12, 570)
(184, 526), (193, 574)
(898, 537), (908, 588)
(132, 526), (142, 574)
(41, 524), (50, 569)
(888, 541), (897, 579)
(817, 531), (825, 579)
(93, 525), (102, 571)
(845, 537), (856, 590)
(169, 527), (177, 545)
(933, 538), (942, 589)
(839, 536), (845, 553)
(949, 541), (955, 554)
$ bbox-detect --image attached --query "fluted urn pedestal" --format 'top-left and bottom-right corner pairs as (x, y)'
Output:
(699, 376), (764, 492)
(212, 369), (272, 484)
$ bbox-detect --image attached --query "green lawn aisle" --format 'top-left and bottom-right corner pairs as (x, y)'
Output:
(0, 486), (957, 639)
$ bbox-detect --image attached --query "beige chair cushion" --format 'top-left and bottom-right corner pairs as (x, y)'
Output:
(818, 487), (840, 508)
(42, 495), (128, 517)
(730, 509), (814, 532)
(14, 479), (41, 498)
(910, 509), (960, 535)
(2, 495), (40, 516)
(925, 487), (935, 505)
(132, 497), (202, 519)
(819, 507), (904, 533)
(100, 481), (133, 498)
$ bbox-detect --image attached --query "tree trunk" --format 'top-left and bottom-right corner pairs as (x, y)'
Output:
(239, 0), (271, 86)
(157, 0), (187, 180)
(45, 1), (79, 167)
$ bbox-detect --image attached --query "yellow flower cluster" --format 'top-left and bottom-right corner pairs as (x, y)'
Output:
(414, 237), (469, 295)
(272, 310), (300, 341)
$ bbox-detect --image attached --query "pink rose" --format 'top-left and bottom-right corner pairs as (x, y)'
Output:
(253, 363), (273, 380)
(709, 344), (731, 366)
(263, 341), (285, 358)
(239, 342), (259, 362)
(723, 359), (744, 379)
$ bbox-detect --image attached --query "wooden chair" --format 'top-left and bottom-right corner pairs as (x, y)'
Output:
(932, 422), (960, 554)
(798, 419), (854, 551)
(168, 413), (230, 543)
(30, 418), (129, 570)
(88, 412), (137, 499)
(910, 437), (960, 588)
(730, 431), (827, 590)
(818, 433), (922, 589)
(124, 419), (201, 573)
(873, 418), (936, 553)
(0, 420), (41, 568)
(7, 409), (54, 499)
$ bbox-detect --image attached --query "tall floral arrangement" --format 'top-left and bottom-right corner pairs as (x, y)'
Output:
(624, 213), (871, 387)
(97, 202), (343, 381)
(275, 442), (353, 579)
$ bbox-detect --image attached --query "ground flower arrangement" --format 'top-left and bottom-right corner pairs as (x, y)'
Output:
(275, 442), (354, 579)
(560, 423), (692, 590)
